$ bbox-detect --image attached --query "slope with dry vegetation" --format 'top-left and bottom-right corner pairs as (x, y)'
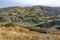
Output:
(0, 26), (59, 40)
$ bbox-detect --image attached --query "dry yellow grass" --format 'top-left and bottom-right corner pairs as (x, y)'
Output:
(0, 26), (60, 40)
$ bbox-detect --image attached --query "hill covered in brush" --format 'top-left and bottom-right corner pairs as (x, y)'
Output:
(0, 5), (58, 27)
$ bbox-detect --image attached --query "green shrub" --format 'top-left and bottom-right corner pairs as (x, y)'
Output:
(4, 23), (15, 27)
(28, 27), (47, 34)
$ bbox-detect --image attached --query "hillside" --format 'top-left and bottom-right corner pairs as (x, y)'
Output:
(0, 26), (60, 40)
(0, 6), (57, 27)
(0, 5), (60, 40)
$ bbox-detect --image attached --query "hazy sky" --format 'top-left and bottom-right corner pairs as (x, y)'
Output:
(0, 0), (60, 8)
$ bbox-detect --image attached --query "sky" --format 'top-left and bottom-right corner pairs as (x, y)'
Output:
(0, 0), (60, 8)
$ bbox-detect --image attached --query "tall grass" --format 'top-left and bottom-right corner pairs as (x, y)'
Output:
(0, 26), (60, 40)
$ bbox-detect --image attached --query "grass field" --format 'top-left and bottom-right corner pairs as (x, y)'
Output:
(0, 26), (60, 40)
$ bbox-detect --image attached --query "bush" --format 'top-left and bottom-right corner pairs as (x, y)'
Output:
(28, 27), (47, 34)
(56, 27), (60, 30)
(4, 23), (15, 27)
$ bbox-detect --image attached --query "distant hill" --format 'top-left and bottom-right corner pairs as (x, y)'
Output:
(0, 5), (59, 27)
(0, 5), (60, 14)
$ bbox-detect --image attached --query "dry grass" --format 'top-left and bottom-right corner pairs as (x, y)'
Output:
(0, 26), (60, 40)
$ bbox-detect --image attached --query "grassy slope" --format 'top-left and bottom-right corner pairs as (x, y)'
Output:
(0, 26), (60, 40)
